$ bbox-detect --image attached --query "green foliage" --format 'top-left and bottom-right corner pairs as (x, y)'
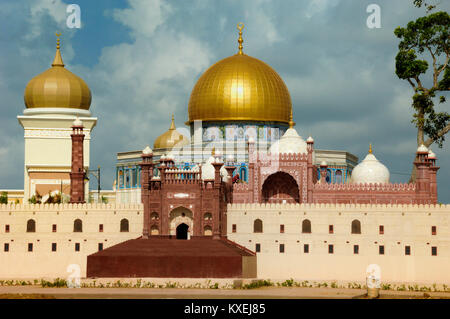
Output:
(241, 280), (273, 289)
(28, 192), (42, 204)
(0, 192), (8, 204)
(40, 278), (67, 288)
(281, 278), (294, 287)
(394, 10), (450, 148)
(45, 192), (61, 204)
(101, 195), (108, 204)
(413, 0), (437, 12)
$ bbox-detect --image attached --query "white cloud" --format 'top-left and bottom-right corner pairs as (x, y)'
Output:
(112, 0), (172, 38)
(26, 0), (67, 40)
(304, 0), (340, 18)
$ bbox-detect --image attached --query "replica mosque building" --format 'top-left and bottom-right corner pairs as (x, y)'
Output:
(0, 26), (449, 283)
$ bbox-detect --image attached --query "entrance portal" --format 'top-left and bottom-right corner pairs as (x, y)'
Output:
(176, 223), (189, 240)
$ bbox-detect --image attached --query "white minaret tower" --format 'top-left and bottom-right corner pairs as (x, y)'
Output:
(17, 33), (97, 202)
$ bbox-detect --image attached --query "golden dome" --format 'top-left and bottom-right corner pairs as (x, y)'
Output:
(188, 23), (292, 124)
(154, 115), (190, 150)
(24, 35), (91, 110)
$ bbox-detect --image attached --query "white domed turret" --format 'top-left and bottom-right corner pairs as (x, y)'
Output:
(428, 149), (436, 159)
(142, 145), (153, 155)
(201, 156), (228, 181)
(417, 144), (428, 153)
(72, 117), (83, 126)
(351, 144), (390, 185)
(269, 127), (307, 155)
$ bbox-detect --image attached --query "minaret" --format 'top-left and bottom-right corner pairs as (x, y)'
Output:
(19, 33), (97, 202)
(70, 118), (86, 203)
(140, 145), (153, 238)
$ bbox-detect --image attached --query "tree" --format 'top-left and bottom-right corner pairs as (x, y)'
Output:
(394, 6), (449, 181)
(0, 192), (8, 204)
(28, 192), (42, 204)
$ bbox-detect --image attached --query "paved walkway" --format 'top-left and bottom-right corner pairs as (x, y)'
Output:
(1, 286), (449, 299)
(0, 286), (365, 299)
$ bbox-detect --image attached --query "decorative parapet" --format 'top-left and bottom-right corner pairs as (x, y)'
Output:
(256, 152), (308, 164)
(313, 182), (416, 192)
(227, 202), (450, 211)
(0, 203), (144, 212)
(233, 183), (249, 192)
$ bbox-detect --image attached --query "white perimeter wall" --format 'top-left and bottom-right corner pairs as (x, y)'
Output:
(0, 203), (143, 278)
(1, 202), (450, 284)
(227, 203), (450, 284)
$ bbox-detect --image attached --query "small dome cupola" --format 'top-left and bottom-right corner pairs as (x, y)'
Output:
(153, 114), (190, 150)
(351, 144), (390, 185)
(269, 110), (307, 154)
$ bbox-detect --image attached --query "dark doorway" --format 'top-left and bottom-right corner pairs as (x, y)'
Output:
(176, 223), (189, 240)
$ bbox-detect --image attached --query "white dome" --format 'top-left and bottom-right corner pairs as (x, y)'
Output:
(417, 144), (428, 153)
(307, 136), (314, 143)
(428, 149), (436, 159)
(351, 152), (390, 185)
(142, 145), (153, 155)
(72, 117), (83, 126)
(201, 156), (228, 181)
(269, 127), (307, 154)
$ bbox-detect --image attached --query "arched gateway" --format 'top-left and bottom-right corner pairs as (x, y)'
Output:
(169, 207), (193, 239)
(262, 171), (300, 203)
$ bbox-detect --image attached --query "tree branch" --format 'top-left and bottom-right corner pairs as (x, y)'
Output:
(426, 45), (438, 87)
(407, 78), (417, 90)
(424, 122), (450, 147)
(436, 50), (449, 79)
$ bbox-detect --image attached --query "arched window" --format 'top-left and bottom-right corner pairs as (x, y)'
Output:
(302, 219), (311, 233)
(253, 219), (263, 233)
(204, 213), (212, 221)
(240, 167), (247, 181)
(326, 169), (332, 184)
(204, 226), (212, 236)
(26, 219), (36, 233)
(335, 170), (342, 184)
(73, 219), (83, 232)
(351, 220), (361, 234)
(151, 212), (159, 220)
(120, 218), (129, 232)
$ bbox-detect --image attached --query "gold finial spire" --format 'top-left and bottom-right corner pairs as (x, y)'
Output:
(211, 146), (216, 156)
(288, 108), (295, 128)
(237, 22), (244, 55)
(369, 143), (373, 154)
(169, 113), (176, 130)
(52, 32), (64, 67)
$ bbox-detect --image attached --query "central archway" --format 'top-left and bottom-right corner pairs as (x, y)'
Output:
(169, 206), (194, 238)
(262, 171), (300, 203)
(176, 223), (189, 240)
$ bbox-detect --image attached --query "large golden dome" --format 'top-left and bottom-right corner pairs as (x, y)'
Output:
(154, 115), (190, 150)
(24, 37), (91, 110)
(188, 24), (292, 124)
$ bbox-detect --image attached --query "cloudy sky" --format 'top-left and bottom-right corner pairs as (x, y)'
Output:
(0, 0), (449, 202)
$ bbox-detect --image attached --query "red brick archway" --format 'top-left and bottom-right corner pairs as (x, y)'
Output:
(262, 171), (300, 203)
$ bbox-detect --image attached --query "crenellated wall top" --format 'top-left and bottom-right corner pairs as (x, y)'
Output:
(0, 203), (144, 212)
(227, 202), (450, 211)
(313, 182), (416, 192)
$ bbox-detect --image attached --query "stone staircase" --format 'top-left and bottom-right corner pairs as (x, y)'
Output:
(87, 237), (256, 278)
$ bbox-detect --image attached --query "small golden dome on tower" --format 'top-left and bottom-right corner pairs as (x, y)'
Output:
(188, 23), (292, 124)
(154, 115), (190, 150)
(24, 33), (92, 110)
